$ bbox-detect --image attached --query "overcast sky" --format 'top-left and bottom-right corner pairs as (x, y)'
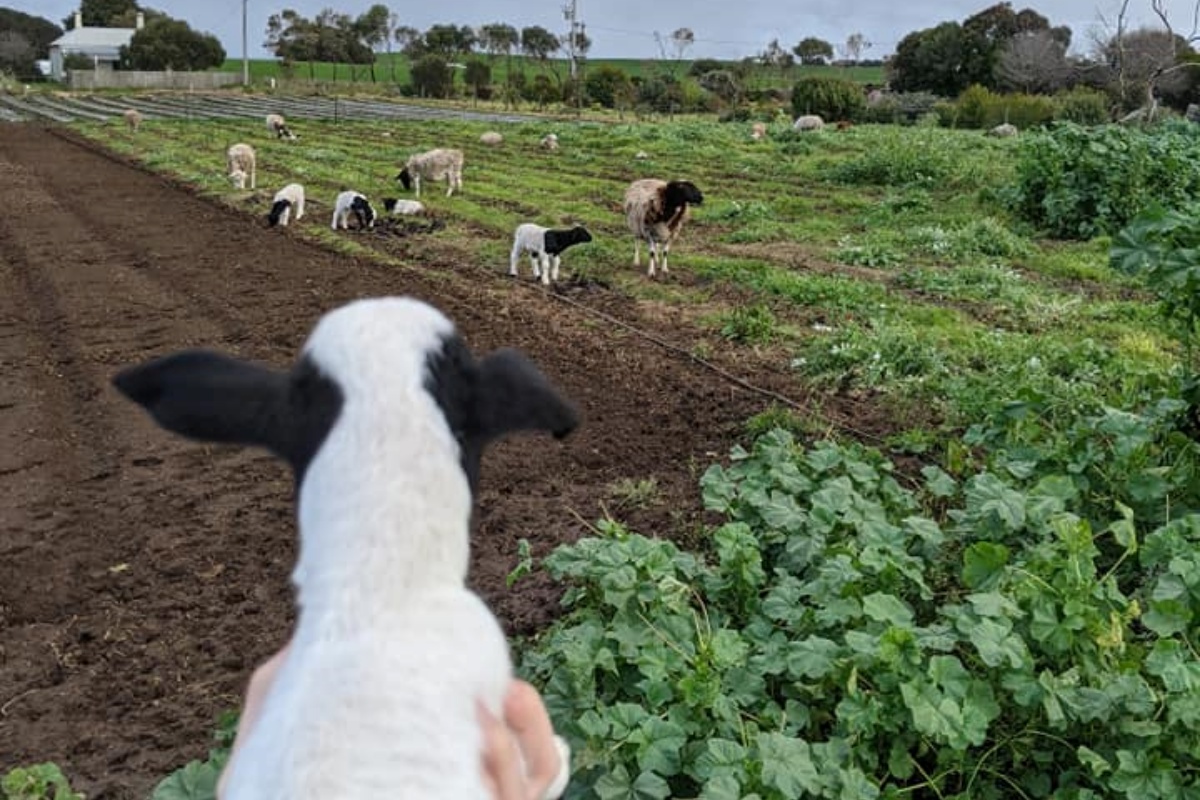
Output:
(18, 0), (1200, 60)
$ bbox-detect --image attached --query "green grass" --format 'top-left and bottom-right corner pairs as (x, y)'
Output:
(73, 115), (1179, 448)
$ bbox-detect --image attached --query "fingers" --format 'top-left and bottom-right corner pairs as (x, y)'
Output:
(504, 681), (568, 800)
(478, 699), (528, 800)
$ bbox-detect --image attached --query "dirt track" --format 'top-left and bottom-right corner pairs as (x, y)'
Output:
(0, 123), (781, 798)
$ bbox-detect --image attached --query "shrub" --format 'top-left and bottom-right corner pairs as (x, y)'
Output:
(584, 65), (633, 109)
(790, 76), (865, 121)
(860, 91), (941, 124)
(409, 54), (452, 98)
(519, 430), (1200, 800)
(1005, 122), (1200, 238)
(1054, 86), (1110, 125)
(953, 84), (1056, 130)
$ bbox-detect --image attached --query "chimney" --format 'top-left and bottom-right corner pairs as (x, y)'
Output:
(135, 11), (144, 29)
(74, 9), (82, 29)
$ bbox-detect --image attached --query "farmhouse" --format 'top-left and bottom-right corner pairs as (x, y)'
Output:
(48, 9), (143, 81)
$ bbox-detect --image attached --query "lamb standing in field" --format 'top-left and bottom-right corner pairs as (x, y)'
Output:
(540, 133), (559, 151)
(383, 198), (427, 216)
(267, 183), (305, 227)
(123, 108), (142, 133)
(623, 179), (704, 277)
(509, 223), (593, 285)
(111, 295), (578, 800)
(266, 113), (297, 140)
(227, 143), (256, 190)
(330, 190), (376, 230)
(397, 148), (464, 198)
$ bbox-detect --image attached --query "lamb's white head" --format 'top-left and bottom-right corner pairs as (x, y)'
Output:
(112, 297), (579, 578)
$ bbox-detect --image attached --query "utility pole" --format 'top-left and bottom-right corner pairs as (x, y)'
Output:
(242, 0), (249, 86)
(563, 0), (579, 81)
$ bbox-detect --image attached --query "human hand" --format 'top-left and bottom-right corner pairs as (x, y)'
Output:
(478, 680), (570, 800)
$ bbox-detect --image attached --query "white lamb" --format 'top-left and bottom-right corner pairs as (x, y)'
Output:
(266, 113), (297, 140)
(480, 131), (504, 146)
(331, 190), (376, 230)
(123, 108), (142, 133)
(227, 143), (256, 190)
(623, 179), (704, 277)
(383, 198), (427, 216)
(509, 223), (593, 285)
(397, 148), (464, 198)
(268, 183), (305, 227)
(540, 133), (559, 151)
(112, 295), (579, 800)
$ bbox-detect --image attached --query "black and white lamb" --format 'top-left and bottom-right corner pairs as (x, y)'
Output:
(397, 148), (464, 198)
(111, 295), (579, 800)
(622, 179), (704, 277)
(509, 223), (592, 285)
(266, 113), (298, 140)
(331, 190), (376, 230)
(383, 197), (427, 216)
(267, 183), (305, 227)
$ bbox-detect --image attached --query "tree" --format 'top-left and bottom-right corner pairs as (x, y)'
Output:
(1101, 26), (1197, 113)
(354, 4), (389, 81)
(64, 0), (137, 28)
(996, 30), (1070, 93)
(264, 9), (373, 81)
(793, 36), (834, 65)
(843, 32), (871, 64)
(521, 25), (559, 62)
(959, 3), (1067, 88)
(760, 38), (794, 71)
(424, 24), (474, 58)
(888, 22), (970, 95)
(395, 25), (422, 57)
(584, 64), (633, 107)
(697, 69), (742, 104)
(410, 53), (451, 97)
(463, 57), (491, 100)
(669, 27), (694, 60)
(478, 23), (519, 60)
(0, 7), (62, 61)
(0, 31), (37, 79)
(120, 17), (224, 71)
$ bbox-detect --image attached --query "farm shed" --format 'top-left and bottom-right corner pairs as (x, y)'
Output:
(48, 10), (143, 81)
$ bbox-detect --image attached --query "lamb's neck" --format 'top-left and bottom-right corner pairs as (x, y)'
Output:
(292, 496), (472, 626)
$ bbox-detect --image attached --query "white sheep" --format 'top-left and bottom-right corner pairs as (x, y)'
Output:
(266, 113), (297, 140)
(479, 131), (504, 146)
(540, 133), (559, 151)
(268, 183), (305, 227)
(750, 122), (767, 141)
(509, 223), (593, 285)
(382, 198), (427, 216)
(793, 114), (825, 132)
(123, 108), (142, 133)
(112, 295), (579, 800)
(397, 148), (464, 198)
(227, 143), (256, 190)
(331, 190), (376, 230)
(623, 179), (704, 277)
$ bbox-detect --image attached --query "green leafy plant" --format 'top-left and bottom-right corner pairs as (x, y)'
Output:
(717, 304), (779, 344)
(790, 76), (865, 121)
(519, 430), (1200, 800)
(151, 711), (238, 800)
(1, 764), (83, 800)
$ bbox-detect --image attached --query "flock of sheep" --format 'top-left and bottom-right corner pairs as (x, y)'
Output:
(124, 108), (707, 284)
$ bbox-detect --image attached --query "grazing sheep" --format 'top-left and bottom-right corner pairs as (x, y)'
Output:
(623, 179), (704, 278)
(988, 123), (1019, 138)
(268, 183), (305, 227)
(540, 133), (560, 151)
(396, 148), (464, 198)
(480, 131), (504, 146)
(793, 114), (825, 131)
(331, 190), (376, 230)
(227, 143), (256, 190)
(750, 122), (767, 141)
(111, 295), (579, 800)
(382, 198), (426, 216)
(509, 223), (593, 285)
(266, 113), (297, 140)
(123, 108), (142, 133)
(634, 150), (650, 160)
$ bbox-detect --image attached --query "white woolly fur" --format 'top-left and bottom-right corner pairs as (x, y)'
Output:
(270, 183), (305, 227)
(330, 190), (375, 230)
(401, 148), (464, 197)
(226, 143), (256, 190)
(221, 298), (511, 800)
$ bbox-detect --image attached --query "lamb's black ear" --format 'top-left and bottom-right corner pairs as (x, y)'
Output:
(476, 348), (579, 441)
(113, 350), (292, 453)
